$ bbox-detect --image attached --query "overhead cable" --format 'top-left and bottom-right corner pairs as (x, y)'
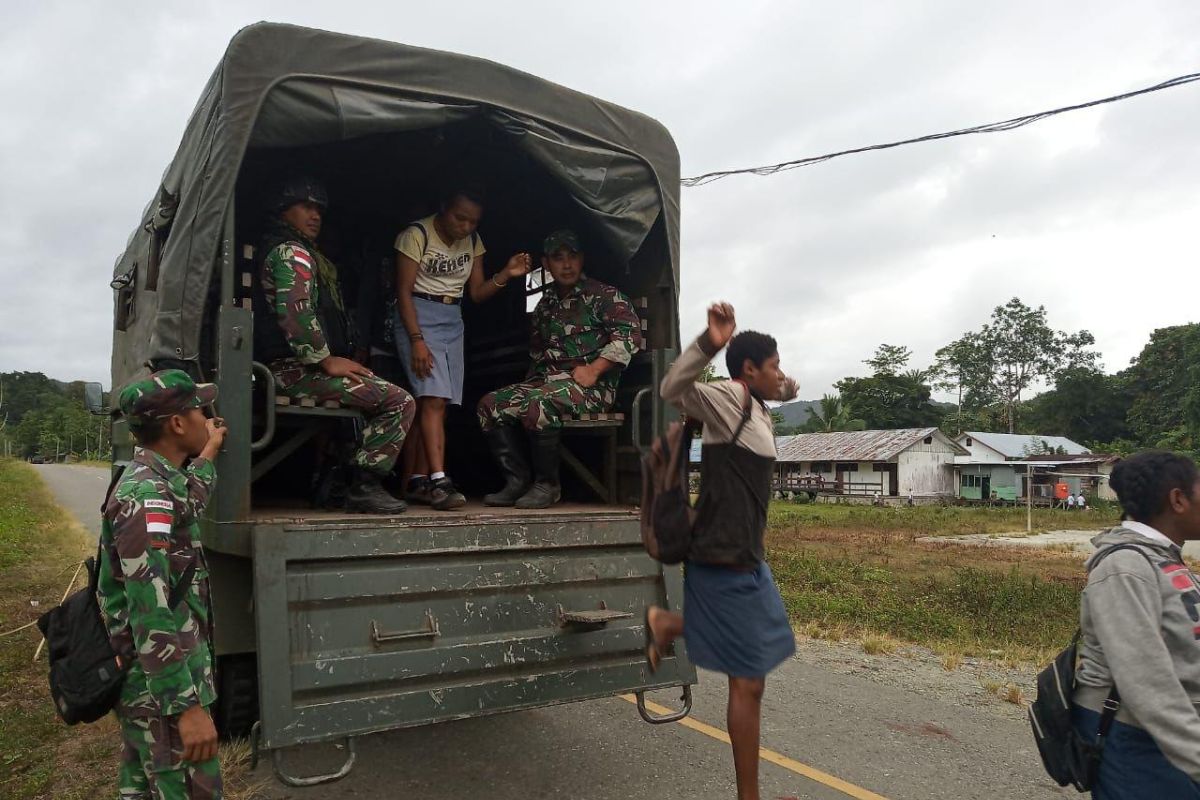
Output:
(681, 71), (1200, 187)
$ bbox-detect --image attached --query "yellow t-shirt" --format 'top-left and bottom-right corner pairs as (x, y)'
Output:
(394, 215), (486, 298)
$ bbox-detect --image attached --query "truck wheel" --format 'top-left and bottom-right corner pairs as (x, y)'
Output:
(214, 653), (259, 740)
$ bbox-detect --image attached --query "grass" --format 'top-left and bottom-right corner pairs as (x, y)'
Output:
(765, 500), (1101, 663)
(768, 500), (1112, 537)
(0, 459), (265, 799)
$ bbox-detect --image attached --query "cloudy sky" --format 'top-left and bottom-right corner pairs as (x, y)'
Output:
(2, 1), (1198, 398)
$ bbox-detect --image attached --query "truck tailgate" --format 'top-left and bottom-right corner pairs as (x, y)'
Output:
(252, 512), (694, 749)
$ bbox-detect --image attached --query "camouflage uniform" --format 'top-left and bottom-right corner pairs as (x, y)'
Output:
(262, 239), (415, 474)
(478, 276), (643, 431)
(98, 371), (222, 799)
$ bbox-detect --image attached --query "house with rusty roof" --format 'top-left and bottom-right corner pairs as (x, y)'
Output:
(771, 427), (968, 497)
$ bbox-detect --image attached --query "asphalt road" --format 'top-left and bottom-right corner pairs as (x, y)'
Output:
(31, 462), (110, 539)
(35, 463), (1068, 800)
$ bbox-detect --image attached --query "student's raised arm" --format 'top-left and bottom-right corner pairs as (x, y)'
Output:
(660, 302), (743, 435)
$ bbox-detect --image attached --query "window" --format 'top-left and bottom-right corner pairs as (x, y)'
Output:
(923, 436), (933, 445)
(836, 462), (859, 473)
(961, 474), (982, 488)
(872, 462), (891, 472)
(812, 462), (832, 473)
(965, 437), (973, 447)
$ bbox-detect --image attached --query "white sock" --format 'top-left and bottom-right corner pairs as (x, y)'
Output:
(430, 471), (446, 481)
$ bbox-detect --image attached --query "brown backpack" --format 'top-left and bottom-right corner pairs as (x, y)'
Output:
(640, 385), (752, 563)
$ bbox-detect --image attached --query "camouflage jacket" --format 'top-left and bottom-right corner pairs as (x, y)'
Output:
(261, 238), (352, 365)
(529, 276), (643, 385)
(97, 447), (217, 717)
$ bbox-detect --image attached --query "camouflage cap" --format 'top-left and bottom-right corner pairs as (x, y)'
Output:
(118, 370), (217, 425)
(274, 175), (328, 212)
(543, 229), (582, 254)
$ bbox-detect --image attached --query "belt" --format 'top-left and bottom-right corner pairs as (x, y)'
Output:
(412, 291), (461, 305)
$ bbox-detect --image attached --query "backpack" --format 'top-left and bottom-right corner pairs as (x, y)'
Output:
(1029, 543), (1158, 791)
(36, 472), (196, 725)
(640, 383), (752, 564)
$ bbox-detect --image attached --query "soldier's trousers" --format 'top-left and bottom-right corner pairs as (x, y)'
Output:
(117, 712), (222, 799)
(477, 376), (615, 432)
(271, 359), (415, 474)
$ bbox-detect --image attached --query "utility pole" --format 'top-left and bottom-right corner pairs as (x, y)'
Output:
(1026, 462), (1033, 534)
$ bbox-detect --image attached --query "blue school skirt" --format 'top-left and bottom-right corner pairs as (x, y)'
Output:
(394, 298), (464, 405)
(683, 560), (796, 678)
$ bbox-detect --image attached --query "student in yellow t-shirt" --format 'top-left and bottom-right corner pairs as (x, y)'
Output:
(394, 187), (530, 510)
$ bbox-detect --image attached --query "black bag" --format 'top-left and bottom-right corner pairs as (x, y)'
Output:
(639, 384), (752, 564)
(1029, 543), (1156, 790)
(36, 471), (196, 725)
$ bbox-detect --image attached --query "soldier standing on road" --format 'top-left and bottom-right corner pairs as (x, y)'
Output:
(97, 369), (227, 799)
(644, 302), (800, 800)
(257, 176), (415, 514)
(477, 229), (643, 508)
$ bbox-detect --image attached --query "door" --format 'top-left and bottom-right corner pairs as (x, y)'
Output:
(981, 476), (992, 500)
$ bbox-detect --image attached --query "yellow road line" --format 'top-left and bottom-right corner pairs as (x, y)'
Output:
(619, 694), (890, 800)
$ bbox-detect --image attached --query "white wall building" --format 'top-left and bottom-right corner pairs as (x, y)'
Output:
(774, 428), (967, 497)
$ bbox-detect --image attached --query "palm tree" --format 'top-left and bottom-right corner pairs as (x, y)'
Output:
(803, 394), (866, 433)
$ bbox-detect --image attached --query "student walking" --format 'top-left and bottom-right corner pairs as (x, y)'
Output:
(644, 302), (799, 800)
(394, 187), (530, 509)
(1073, 451), (1200, 798)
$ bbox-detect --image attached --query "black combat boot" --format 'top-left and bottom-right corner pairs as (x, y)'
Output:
(346, 468), (408, 514)
(515, 428), (562, 509)
(484, 425), (532, 506)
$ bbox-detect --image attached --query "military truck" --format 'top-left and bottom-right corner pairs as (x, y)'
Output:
(101, 22), (694, 786)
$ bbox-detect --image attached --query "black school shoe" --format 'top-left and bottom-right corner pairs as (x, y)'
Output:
(405, 477), (435, 505)
(430, 476), (467, 510)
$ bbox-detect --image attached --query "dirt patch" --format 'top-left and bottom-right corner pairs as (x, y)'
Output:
(790, 636), (1037, 724)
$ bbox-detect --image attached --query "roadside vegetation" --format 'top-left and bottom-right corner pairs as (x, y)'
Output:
(0, 459), (264, 799)
(765, 499), (1113, 663)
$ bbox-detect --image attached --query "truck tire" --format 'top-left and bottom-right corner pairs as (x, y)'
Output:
(214, 653), (259, 740)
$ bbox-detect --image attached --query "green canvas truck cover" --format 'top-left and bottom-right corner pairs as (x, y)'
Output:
(110, 21), (681, 388)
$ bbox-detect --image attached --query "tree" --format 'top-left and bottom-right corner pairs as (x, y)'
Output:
(698, 364), (723, 383)
(802, 394), (866, 433)
(936, 298), (1097, 434)
(1021, 367), (1133, 446)
(1122, 323), (1200, 451)
(863, 344), (912, 377)
(836, 374), (943, 430)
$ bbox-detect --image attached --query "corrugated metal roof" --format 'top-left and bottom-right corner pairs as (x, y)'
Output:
(690, 435), (796, 463)
(960, 431), (1090, 457)
(775, 428), (954, 462)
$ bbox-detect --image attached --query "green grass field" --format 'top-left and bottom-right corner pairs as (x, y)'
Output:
(764, 499), (1112, 661)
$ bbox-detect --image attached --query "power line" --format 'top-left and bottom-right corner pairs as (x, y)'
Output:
(681, 71), (1200, 187)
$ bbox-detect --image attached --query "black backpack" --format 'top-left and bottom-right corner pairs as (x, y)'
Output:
(36, 474), (195, 725)
(1029, 543), (1158, 791)
(639, 385), (752, 564)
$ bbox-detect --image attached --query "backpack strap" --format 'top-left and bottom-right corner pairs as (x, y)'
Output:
(729, 381), (754, 447)
(411, 222), (430, 261)
(168, 559), (197, 610)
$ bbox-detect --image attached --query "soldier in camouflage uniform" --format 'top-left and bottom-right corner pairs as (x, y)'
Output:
(478, 229), (643, 508)
(257, 176), (414, 514)
(97, 369), (227, 799)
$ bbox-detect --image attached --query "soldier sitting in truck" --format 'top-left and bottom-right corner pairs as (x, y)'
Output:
(256, 176), (416, 514)
(477, 229), (643, 509)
